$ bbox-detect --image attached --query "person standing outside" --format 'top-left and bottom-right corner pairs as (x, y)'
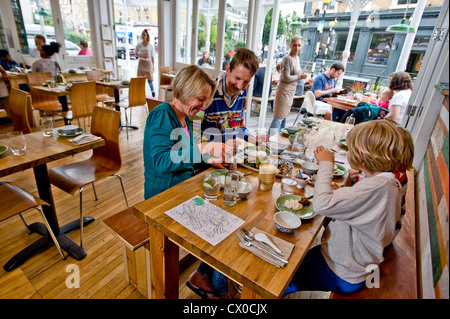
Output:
(268, 36), (307, 133)
(30, 35), (46, 59)
(135, 29), (156, 97)
(201, 47), (268, 145)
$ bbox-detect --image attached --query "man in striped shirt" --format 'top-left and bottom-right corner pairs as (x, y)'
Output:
(201, 48), (269, 145)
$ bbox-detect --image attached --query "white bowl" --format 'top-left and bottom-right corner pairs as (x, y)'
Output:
(60, 125), (79, 134)
(274, 211), (302, 233)
(286, 125), (299, 135)
(302, 162), (319, 175)
(295, 177), (308, 189)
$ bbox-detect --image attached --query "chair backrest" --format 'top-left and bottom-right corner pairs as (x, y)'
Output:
(159, 66), (174, 86)
(86, 70), (105, 81)
(70, 81), (97, 119)
(90, 106), (121, 170)
(146, 97), (164, 114)
(26, 72), (53, 87)
(8, 88), (32, 133)
(299, 91), (317, 116)
(128, 77), (147, 107)
(29, 87), (61, 114)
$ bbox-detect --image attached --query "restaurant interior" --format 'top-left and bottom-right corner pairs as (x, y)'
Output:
(0, 0), (448, 303)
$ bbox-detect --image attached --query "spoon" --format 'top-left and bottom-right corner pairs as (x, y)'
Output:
(254, 233), (284, 256)
(241, 228), (284, 256)
(236, 233), (288, 265)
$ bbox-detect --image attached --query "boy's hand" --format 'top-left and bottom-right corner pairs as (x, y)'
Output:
(314, 146), (334, 163)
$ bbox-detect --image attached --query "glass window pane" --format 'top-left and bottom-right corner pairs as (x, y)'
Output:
(225, 0), (249, 66)
(333, 32), (358, 62)
(176, 0), (192, 64)
(197, 0), (219, 69)
(59, 0), (90, 56)
(366, 33), (394, 66)
(19, 0), (56, 56)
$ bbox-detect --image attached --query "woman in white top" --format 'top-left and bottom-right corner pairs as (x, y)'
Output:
(31, 43), (61, 76)
(135, 29), (156, 97)
(384, 72), (413, 124)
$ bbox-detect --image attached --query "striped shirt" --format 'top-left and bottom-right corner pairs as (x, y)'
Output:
(201, 72), (250, 142)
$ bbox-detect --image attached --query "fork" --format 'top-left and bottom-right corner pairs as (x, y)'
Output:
(235, 233), (288, 265)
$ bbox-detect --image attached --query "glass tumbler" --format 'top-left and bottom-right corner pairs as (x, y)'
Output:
(203, 172), (220, 202)
(40, 116), (54, 137)
(7, 131), (26, 155)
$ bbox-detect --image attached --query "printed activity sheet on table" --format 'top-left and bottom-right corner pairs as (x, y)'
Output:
(165, 196), (245, 246)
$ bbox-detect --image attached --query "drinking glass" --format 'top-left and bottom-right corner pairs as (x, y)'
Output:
(305, 148), (315, 162)
(345, 116), (356, 131)
(7, 131), (26, 155)
(223, 170), (239, 206)
(334, 126), (345, 142)
(39, 116), (54, 137)
(281, 170), (297, 195)
(291, 130), (305, 155)
(203, 172), (220, 202)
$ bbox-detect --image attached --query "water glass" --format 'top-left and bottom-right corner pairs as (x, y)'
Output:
(223, 171), (239, 206)
(345, 116), (356, 131)
(281, 171), (297, 195)
(305, 148), (315, 162)
(39, 116), (54, 137)
(291, 130), (305, 155)
(334, 126), (345, 141)
(7, 131), (26, 155)
(203, 172), (220, 202)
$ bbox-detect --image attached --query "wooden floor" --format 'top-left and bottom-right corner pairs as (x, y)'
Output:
(0, 104), (330, 300)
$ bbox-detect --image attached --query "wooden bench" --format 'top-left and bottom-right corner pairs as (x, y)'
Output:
(102, 205), (191, 298)
(331, 170), (418, 299)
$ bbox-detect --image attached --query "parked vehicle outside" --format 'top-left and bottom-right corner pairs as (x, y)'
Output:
(117, 44), (136, 59)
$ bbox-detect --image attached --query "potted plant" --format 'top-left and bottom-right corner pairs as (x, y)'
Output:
(347, 81), (365, 100)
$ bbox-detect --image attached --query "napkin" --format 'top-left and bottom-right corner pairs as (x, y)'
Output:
(68, 134), (102, 145)
(237, 227), (295, 268)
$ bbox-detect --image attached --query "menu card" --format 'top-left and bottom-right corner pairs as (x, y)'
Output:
(165, 196), (245, 246)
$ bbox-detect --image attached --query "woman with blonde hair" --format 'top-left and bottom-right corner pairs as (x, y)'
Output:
(269, 36), (307, 133)
(143, 65), (230, 199)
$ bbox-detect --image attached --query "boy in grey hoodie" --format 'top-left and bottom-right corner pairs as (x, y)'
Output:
(284, 120), (414, 295)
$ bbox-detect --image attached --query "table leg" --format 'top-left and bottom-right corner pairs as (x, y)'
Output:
(149, 225), (179, 299)
(59, 96), (70, 125)
(114, 88), (138, 131)
(2, 164), (94, 271)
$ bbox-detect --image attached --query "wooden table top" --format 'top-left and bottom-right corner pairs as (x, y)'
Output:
(135, 119), (349, 298)
(30, 85), (72, 97)
(95, 81), (129, 89)
(0, 131), (104, 177)
(323, 96), (370, 111)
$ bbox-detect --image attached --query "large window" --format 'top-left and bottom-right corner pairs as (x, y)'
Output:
(366, 33), (394, 66)
(333, 32), (358, 62)
(176, 0), (193, 64)
(197, 0), (219, 69)
(316, 30), (337, 60)
(58, 0), (90, 56)
(225, 0), (249, 60)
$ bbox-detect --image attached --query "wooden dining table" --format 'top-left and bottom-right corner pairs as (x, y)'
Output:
(0, 131), (104, 271)
(134, 119), (349, 299)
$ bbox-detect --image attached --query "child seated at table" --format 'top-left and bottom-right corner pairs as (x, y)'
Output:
(283, 119), (414, 296)
(377, 88), (393, 109)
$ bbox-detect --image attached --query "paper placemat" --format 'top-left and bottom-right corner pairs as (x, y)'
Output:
(165, 196), (245, 246)
(237, 227), (295, 268)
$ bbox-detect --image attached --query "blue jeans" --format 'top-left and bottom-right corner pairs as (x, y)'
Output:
(283, 245), (365, 297)
(197, 262), (228, 296)
(148, 80), (155, 96)
(268, 116), (286, 135)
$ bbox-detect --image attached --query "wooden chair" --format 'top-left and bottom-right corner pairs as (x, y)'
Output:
(117, 77), (147, 139)
(58, 81), (97, 129)
(146, 97), (164, 114)
(0, 182), (66, 266)
(26, 72), (53, 87)
(48, 106), (128, 248)
(159, 66), (174, 86)
(86, 70), (115, 107)
(8, 88), (33, 133)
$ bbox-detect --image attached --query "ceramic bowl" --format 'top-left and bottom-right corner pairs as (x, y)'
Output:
(302, 162), (319, 175)
(286, 125), (299, 135)
(60, 125), (79, 135)
(268, 142), (287, 155)
(237, 181), (252, 199)
(274, 211), (302, 233)
(295, 176), (308, 189)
